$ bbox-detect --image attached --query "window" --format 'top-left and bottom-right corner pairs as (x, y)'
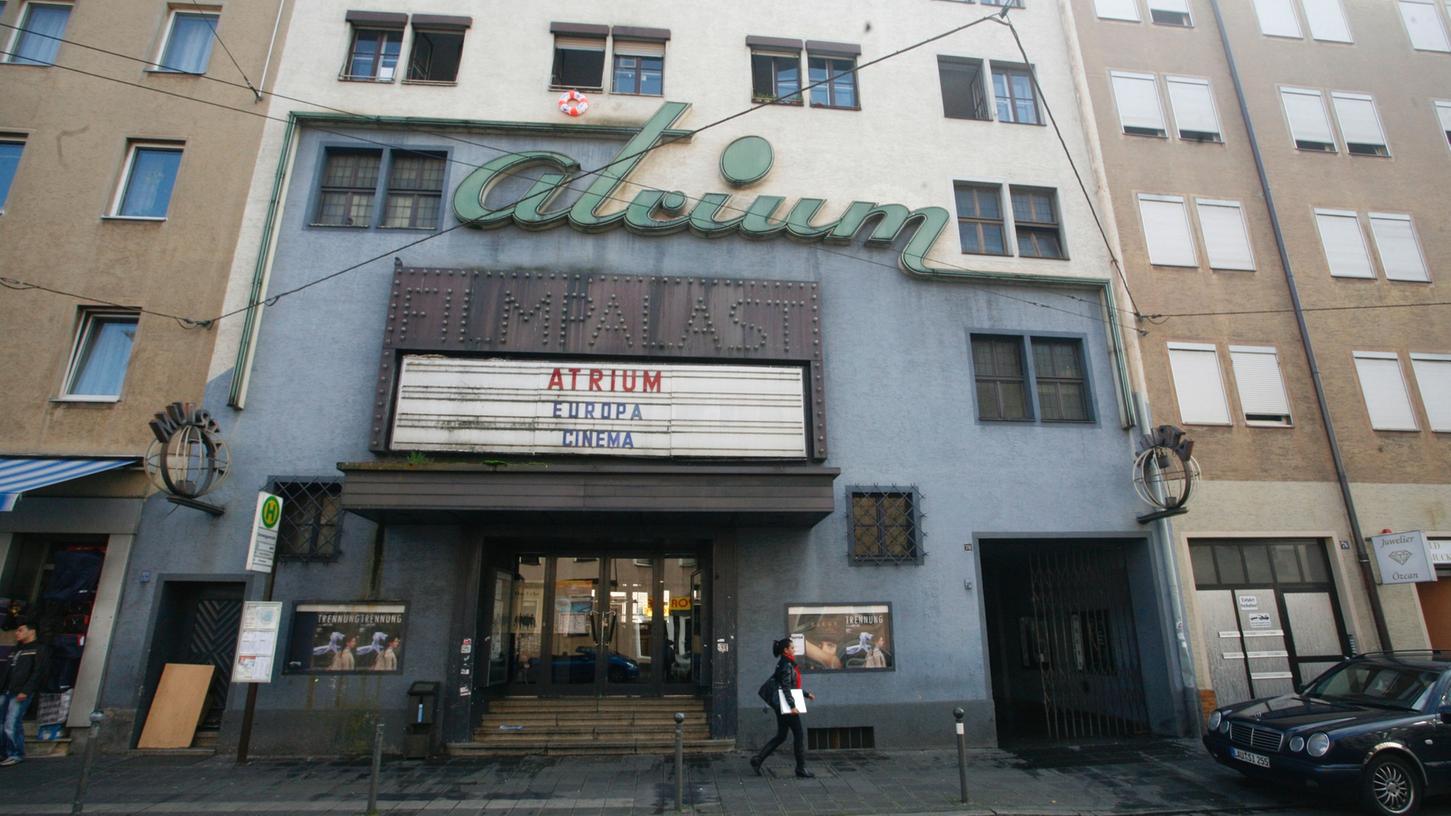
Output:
(1167, 342), (1231, 425)
(344, 27), (402, 81)
(7, 2), (70, 65)
(274, 481), (344, 561)
(1330, 92), (1388, 156)
(1367, 212), (1429, 282)
(1229, 346), (1292, 425)
(1353, 352), (1418, 431)
(1281, 87), (1336, 151)
(848, 489), (920, 564)
(1435, 100), (1451, 149)
(972, 335), (1028, 420)
(1010, 186), (1064, 259)
(113, 143), (182, 218)
(612, 39), (664, 96)
(1111, 71), (1165, 137)
(1148, 0), (1192, 26)
(992, 64), (1039, 124)
(1166, 76), (1221, 141)
(155, 10), (218, 74)
(382, 151), (445, 229)
(406, 26), (466, 83)
(750, 50), (802, 104)
(1094, 0), (1141, 21)
(939, 57), (989, 120)
(314, 148), (382, 227)
(981, 0), (1025, 6)
(1399, 0), (1451, 52)
(1033, 339), (1090, 421)
(1313, 209), (1374, 278)
(0, 138), (22, 211)
(552, 33), (606, 90)
(808, 55), (857, 109)
(61, 311), (138, 400)
(1410, 354), (1451, 432)
(1138, 194), (1197, 267)
(954, 183), (1006, 255)
(1196, 199), (1255, 270)
(1301, 0), (1352, 42)
(1253, 0), (1303, 38)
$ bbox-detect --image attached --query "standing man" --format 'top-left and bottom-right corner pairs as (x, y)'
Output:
(1, 621), (50, 766)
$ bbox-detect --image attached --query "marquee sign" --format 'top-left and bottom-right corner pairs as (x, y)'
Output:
(391, 356), (807, 458)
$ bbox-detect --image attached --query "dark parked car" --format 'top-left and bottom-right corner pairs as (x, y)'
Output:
(1203, 651), (1451, 816)
(526, 647), (640, 683)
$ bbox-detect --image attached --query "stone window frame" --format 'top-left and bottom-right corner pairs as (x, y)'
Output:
(846, 486), (925, 566)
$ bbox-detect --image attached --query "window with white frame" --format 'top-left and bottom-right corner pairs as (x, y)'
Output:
(1330, 92), (1389, 156)
(0, 137), (23, 211)
(61, 310), (139, 400)
(407, 22), (468, 84)
(939, 57), (990, 120)
(1353, 352), (1418, 431)
(1148, 0), (1192, 26)
(1313, 209), (1374, 278)
(1367, 212), (1429, 282)
(1138, 194), (1197, 267)
(1435, 100), (1451, 149)
(612, 37), (664, 96)
(154, 9), (218, 73)
(1229, 346), (1292, 425)
(1195, 199), (1255, 270)
(6, 2), (70, 65)
(1399, 0), (1451, 52)
(1167, 342), (1231, 425)
(112, 142), (183, 219)
(552, 32), (607, 91)
(1280, 87), (1336, 151)
(1253, 0), (1302, 37)
(1410, 353), (1451, 432)
(991, 63), (1040, 124)
(1094, 0), (1140, 22)
(342, 18), (404, 81)
(1301, 0), (1352, 42)
(1166, 76), (1221, 141)
(1111, 71), (1165, 137)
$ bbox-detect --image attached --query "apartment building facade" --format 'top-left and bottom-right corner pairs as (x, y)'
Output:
(90, 0), (1204, 755)
(1071, 0), (1451, 715)
(0, 0), (292, 743)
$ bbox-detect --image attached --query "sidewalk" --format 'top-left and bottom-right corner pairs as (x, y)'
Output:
(0, 739), (1408, 816)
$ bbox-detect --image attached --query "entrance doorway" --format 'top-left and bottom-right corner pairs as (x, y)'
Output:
(501, 550), (704, 696)
(137, 580), (245, 742)
(982, 539), (1151, 743)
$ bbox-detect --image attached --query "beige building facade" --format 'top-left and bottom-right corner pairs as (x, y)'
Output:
(0, 0), (290, 733)
(1069, 0), (1451, 716)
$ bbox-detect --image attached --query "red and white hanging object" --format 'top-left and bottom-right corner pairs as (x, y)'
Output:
(557, 89), (590, 117)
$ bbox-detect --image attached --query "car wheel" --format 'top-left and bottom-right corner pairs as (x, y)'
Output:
(1361, 754), (1421, 816)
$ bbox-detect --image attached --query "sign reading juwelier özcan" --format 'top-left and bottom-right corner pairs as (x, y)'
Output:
(284, 602), (407, 674)
(390, 356), (807, 457)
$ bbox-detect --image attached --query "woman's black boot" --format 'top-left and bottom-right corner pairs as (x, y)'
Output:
(794, 768), (815, 778)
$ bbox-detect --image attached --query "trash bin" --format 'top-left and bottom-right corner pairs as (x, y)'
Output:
(404, 681), (440, 759)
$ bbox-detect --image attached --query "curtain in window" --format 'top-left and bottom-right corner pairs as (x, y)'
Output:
(120, 149), (181, 217)
(12, 4), (71, 65)
(70, 318), (137, 396)
(160, 13), (217, 73)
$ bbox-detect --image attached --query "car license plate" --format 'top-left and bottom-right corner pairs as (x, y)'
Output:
(1230, 747), (1270, 768)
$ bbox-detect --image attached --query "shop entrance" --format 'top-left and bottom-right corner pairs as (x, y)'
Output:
(136, 580), (245, 741)
(981, 539), (1151, 744)
(500, 548), (705, 696)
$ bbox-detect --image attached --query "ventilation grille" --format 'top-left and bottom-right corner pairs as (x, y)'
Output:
(807, 726), (875, 750)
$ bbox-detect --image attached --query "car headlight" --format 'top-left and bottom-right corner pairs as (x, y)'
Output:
(1220, 718), (1231, 735)
(1289, 736), (1305, 753)
(1307, 732), (1331, 757)
(1208, 711), (1222, 730)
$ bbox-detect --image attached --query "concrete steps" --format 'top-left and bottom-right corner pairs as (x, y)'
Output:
(454, 696), (730, 756)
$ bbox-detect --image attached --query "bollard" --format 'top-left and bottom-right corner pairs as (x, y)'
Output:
(673, 711), (685, 812)
(71, 710), (104, 815)
(953, 707), (969, 804)
(366, 720), (384, 816)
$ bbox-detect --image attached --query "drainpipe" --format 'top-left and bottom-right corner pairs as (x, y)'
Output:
(1206, 0), (1391, 651)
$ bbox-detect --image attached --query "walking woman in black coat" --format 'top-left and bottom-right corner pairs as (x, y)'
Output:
(750, 637), (815, 778)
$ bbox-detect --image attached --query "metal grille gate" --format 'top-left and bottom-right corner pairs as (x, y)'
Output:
(1026, 543), (1149, 740)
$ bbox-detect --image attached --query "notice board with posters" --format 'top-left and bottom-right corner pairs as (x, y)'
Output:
(787, 603), (894, 672)
(283, 602), (407, 674)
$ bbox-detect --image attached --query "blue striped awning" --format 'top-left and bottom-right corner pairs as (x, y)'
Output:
(0, 457), (138, 512)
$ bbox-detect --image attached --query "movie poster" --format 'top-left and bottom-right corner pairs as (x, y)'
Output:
(786, 603), (894, 672)
(284, 602), (407, 674)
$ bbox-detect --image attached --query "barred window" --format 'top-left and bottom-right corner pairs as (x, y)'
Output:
(848, 488), (921, 564)
(274, 481), (343, 561)
(382, 151), (445, 229)
(315, 148), (381, 227)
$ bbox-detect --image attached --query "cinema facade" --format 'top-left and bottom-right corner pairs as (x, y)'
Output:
(99, 100), (1198, 754)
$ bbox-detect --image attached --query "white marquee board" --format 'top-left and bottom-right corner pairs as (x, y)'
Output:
(390, 356), (807, 458)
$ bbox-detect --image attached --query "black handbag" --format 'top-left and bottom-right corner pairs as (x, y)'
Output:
(757, 677), (777, 709)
